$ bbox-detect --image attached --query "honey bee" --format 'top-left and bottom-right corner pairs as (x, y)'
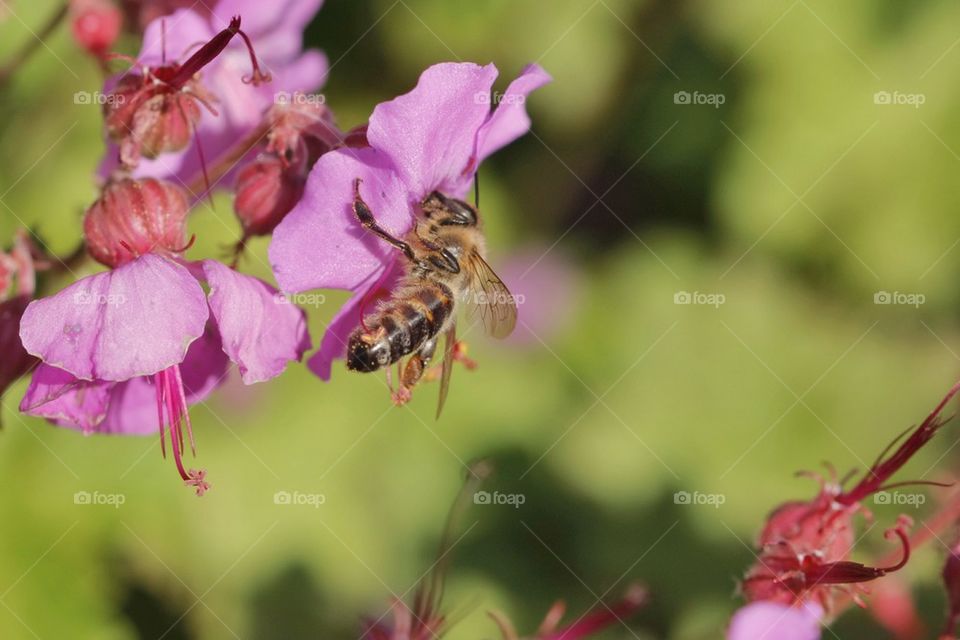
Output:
(346, 179), (517, 416)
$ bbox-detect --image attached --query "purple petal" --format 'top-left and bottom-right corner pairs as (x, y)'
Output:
(22, 325), (230, 435)
(98, 324), (230, 433)
(19, 254), (208, 381)
(138, 8), (214, 67)
(215, 0), (324, 61)
(306, 259), (403, 380)
(367, 62), (498, 197)
(269, 146), (410, 293)
(728, 602), (823, 640)
(474, 64), (552, 164)
(203, 260), (310, 384)
(20, 364), (113, 434)
(306, 292), (363, 381)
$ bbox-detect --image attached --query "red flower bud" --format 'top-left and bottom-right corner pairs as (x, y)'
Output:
(233, 153), (307, 237)
(69, 0), (122, 57)
(83, 178), (190, 268)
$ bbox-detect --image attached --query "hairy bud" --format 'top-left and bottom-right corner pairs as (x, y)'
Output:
(84, 178), (190, 267)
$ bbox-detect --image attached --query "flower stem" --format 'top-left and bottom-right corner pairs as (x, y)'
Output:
(0, 3), (69, 88)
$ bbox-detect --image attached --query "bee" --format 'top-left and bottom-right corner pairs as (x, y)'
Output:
(345, 179), (517, 416)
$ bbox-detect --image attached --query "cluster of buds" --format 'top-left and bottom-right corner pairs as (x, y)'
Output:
(735, 381), (960, 636)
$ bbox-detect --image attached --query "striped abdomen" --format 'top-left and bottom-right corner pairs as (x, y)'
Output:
(346, 283), (454, 372)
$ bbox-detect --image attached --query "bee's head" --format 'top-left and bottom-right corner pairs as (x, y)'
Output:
(421, 191), (478, 227)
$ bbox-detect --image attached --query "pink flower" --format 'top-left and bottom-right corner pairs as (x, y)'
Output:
(269, 61), (551, 379)
(18, 179), (309, 494)
(100, 0), (327, 188)
(728, 601), (823, 640)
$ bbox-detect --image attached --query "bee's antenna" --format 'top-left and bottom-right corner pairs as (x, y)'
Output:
(473, 170), (480, 208)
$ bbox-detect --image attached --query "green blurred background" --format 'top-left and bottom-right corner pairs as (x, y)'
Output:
(4, 0), (960, 638)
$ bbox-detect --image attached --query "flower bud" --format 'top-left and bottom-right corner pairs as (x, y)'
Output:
(233, 153), (306, 237)
(69, 0), (122, 57)
(84, 178), (190, 268)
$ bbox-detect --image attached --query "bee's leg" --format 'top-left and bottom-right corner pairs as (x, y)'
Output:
(423, 340), (476, 382)
(353, 179), (415, 261)
(392, 337), (438, 406)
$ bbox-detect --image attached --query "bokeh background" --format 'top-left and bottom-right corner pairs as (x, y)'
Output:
(3, 0), (960, 638)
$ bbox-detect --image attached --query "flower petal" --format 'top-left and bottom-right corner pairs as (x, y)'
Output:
(20, 364), (113, 433)
(215, 0), (324, 61)
(306, 259), (403, 380)
(367, 62), (498, 197)
(474, 64), (552, 164)
(98, 324), (230, 433)
(138, 8), (214, 67)
(269, 146), (410, 293)
(19, 254), (208, 381)
(728, 602), (823, 640)
(203, 260), (311, 384)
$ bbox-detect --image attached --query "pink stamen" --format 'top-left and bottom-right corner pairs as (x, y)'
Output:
(153, 365), (209, 496)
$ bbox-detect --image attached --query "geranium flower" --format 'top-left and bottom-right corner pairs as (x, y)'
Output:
(100, 0), (328, 189)
(269, 61), (551, 379)
(18, 178), (309, 494)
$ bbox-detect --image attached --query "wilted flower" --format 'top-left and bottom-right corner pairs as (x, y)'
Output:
(103, 15), (269, 168)
(730, 381), (960, 638)
(101, 0), (328, 188)
(19, 178), (309, 494)
(269, 61), (551, 379)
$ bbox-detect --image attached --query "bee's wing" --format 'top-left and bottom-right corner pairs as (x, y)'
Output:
(464, 251), (517, 339)
(436, 323), (456, 419)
